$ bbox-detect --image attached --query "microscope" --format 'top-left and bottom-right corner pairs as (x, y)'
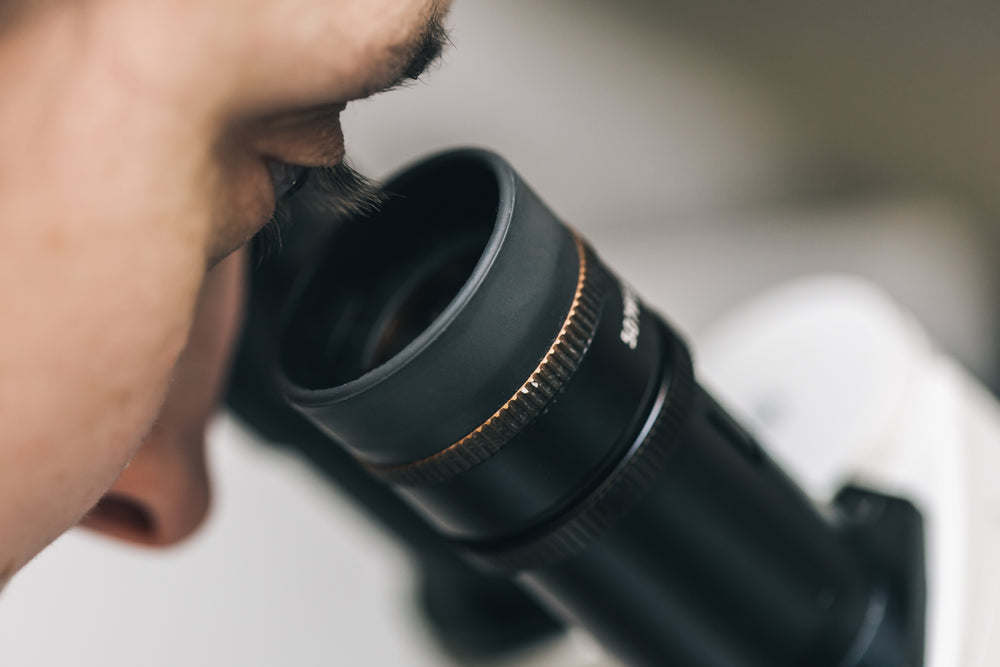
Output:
(227, 149), (1000, 666)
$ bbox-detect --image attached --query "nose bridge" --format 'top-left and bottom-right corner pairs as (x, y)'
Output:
(79, 249), (244, 548)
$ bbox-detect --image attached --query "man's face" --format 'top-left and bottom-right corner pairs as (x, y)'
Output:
(5, 0), (448, 259)
(70, 0), (449, 259)
(0, 0), (449, 584)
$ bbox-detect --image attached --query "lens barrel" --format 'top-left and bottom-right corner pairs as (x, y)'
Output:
(276, 150), (922, 667)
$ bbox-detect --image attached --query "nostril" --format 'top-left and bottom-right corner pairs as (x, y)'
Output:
(84, 494), (156, 541)
(0, 560), (13, 588)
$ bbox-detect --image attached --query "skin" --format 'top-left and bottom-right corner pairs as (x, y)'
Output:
(0, 0), (449, 587)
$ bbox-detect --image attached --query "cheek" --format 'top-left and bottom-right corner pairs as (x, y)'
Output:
(204, 155), (276, 264)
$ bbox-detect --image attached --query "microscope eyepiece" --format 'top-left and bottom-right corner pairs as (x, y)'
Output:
(276, 149), (924, 667)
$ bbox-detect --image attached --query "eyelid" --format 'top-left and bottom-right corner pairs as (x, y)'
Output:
(251, 104), (347, 171)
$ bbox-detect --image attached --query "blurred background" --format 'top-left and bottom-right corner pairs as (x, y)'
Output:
(341, 0), (1000, 382)
(3, 1), (1000, 664)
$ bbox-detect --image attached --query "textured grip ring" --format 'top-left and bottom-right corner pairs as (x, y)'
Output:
(464, 330), (695, 573)
(364, 234), (604, 486)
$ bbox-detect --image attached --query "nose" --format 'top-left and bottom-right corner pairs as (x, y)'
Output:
(80, 249), (245, 547)
(82, 426), (211, 546)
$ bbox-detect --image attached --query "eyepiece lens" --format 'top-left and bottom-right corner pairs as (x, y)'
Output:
(280, 156), (500, 392)
(365, 244), (484, 371)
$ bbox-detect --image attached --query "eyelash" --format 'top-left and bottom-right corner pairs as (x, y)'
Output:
(255, 161), (312, 261)
(254, 159), (386, 263)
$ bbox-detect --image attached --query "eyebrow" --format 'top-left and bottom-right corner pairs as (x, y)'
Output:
(376, 13), (450, 95)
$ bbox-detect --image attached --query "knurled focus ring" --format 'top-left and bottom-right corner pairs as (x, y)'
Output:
(463, 330), (695, 574)
(363, 234), (605, 486)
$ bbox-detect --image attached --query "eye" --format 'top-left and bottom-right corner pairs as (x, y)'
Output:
(267, 161), (310, 201)
(255, 162), (312, 260)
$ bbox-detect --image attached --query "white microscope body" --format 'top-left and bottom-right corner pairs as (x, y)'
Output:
(697, 275), (1000, 667)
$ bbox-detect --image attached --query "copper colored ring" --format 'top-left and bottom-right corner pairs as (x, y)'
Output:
(364, 234), (604, 486)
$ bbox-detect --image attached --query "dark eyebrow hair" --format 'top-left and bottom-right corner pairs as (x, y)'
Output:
(378, 13), (451, 94)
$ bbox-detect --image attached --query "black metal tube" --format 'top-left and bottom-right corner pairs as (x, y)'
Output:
(275, 149), (919, 667)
